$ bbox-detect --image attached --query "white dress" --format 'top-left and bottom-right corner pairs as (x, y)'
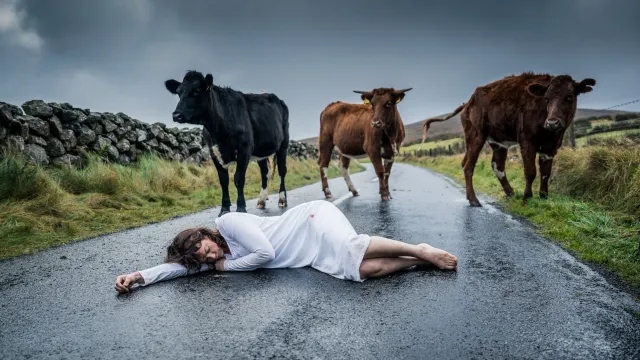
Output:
(136, 200), (372, 286)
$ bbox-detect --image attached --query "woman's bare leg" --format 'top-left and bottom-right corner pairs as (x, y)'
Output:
(364, 236), (458, 270)
(359, 257), (430, 279)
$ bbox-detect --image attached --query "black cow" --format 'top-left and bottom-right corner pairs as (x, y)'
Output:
(165, 70), (290, 216)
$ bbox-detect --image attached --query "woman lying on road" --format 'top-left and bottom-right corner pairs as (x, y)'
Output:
(114, 200), (457, 293)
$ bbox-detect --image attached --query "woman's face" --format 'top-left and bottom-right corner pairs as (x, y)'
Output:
(194, 237), (224, 264)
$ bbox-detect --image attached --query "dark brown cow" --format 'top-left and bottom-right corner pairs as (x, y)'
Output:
(318, 87), (412, 200)
(422, 72), (596, 207)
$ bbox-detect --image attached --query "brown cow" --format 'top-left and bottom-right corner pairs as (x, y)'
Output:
(422, 72), (596, 207)
(318, 87), (412, 200)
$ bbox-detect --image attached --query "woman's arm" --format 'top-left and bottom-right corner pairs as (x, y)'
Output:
(138, 262), (210, 285)
(217, 215), (275, 271)
(114, 262), (210, 293)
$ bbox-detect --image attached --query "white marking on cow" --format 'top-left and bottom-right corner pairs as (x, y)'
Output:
(279, 191), (286, 200)
(538, 152), (554, 161)
(491, 161), (506, 179)
(321, 167), (328, 178)
(487, 137), (518, 150)
(212, 145), (274, 168)
(383, 158), (394, 166)
(211, 145), (230, 168)
(258, 188), (269, 203)
(340, 164), (357, 192)
(250, 153), (274, 162)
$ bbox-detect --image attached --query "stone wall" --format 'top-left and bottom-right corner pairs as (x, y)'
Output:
(0, 100), (332, 167)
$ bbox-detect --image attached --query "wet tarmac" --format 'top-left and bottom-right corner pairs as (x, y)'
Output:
(1, 162), (639, 359)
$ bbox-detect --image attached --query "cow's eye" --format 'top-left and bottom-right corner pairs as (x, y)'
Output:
(565, 96), (572, 102)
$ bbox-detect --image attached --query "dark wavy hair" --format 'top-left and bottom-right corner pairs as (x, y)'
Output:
(165, 227), (227, 272)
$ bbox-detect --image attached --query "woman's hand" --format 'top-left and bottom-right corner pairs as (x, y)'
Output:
(114, 272), (143, 293)
(214, 258), (225, 271)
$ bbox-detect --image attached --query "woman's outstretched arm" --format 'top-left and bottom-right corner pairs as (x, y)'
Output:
(114, 262), (211, 293)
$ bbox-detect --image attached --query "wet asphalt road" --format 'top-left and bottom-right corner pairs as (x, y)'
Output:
(1, 162), (640, 360)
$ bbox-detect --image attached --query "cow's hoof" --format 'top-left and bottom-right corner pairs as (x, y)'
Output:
(505, 191), (515, 198)
(278, 200), (287, 208)
(351, 190), (359, 197)
(324, 192), (333, 199)
(257, 202), (266, 209)
(468, 200), (482, 207)
(381, 195), (391, 201)
(218, 207), (231, 216)
(539, 193), (548, 199)
(236, 206), (247, 213)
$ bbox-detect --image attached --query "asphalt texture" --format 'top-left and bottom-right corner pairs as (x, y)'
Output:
(1, 162), (639, 360)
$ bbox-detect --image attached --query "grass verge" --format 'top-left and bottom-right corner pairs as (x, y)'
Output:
(405, 146), (640, 293)
(0, 151), (364, 260)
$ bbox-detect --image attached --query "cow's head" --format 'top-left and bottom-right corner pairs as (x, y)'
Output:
(164, 70), (214, 125)
(353, 88), (412, 129)
(526, 75), (596, 131)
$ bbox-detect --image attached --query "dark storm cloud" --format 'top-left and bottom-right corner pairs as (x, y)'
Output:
(1, 0), (638, 140)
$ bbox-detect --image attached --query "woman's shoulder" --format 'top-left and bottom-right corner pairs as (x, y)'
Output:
(215, 211), (262, 227)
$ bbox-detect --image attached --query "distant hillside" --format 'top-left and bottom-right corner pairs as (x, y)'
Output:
(297, 108), (639, 146)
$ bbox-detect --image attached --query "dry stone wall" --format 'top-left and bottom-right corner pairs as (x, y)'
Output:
(0, 100), (331, 167)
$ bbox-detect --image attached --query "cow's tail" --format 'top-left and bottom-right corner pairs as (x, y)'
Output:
(421, 102), (466, 145)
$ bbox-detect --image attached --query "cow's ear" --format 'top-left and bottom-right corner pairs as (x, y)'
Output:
(526, 83), (548, 97)
(393, 88), (412, 104)
(353, 90), (373, 104)
(576, 78), (596, 94)
(165, 79), (181, 94)
(204, 73), (214, 91)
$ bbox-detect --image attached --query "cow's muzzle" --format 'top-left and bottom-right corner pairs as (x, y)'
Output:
(371, 120), (383, 128)
(543, 118), (564, 131)
(172, 111), (185, 123)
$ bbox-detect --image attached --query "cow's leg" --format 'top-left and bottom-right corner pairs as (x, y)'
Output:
(381, 145), (395, 199)
(318, 139), (334, 198)
(213, 158), (231, 216)
(489, 144), (514, 197)
(368, 150), (390, 201)
(256, 158), (270, 209)
(519, 142), (537, 203)
(233, 154), (250, 213)
(462, 131), (487, 207)
(383, 157), (394, 199)
(538, 153), (554, 199)
(275, 145), (288, 208)
(339, 155), (359, 196)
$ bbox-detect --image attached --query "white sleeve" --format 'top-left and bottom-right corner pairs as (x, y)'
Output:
(217, 215), (275, 272)
(137, 262), (210, 287)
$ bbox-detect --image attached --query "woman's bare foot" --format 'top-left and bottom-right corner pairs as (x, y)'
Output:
(417, 244), (458, 270)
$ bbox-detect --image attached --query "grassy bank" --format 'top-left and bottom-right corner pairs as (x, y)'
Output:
(0, 151), (363, 260)
(406, 146), (640, 291)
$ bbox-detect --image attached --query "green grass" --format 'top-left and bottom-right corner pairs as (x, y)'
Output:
(0, 150), (364, 259)
(401, 138), (463, 153)
(406, 146), (640, 290)
(577, 129), (640, 147)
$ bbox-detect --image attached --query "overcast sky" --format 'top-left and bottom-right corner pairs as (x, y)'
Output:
(1, 0), (639, 140)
